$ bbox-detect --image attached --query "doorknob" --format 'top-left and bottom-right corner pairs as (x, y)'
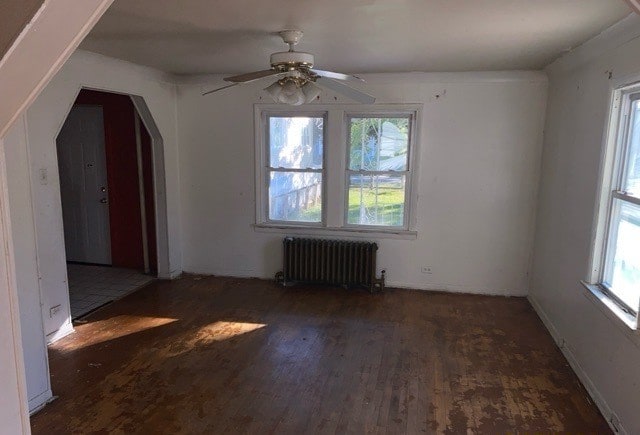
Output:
(100, 198), (108, 204)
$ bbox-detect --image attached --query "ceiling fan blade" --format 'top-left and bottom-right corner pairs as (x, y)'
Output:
(316, 77), (375, 104)
(224, 69), (282, 83)
(202, 83), (238, 96)
(310, 69), (364, 82)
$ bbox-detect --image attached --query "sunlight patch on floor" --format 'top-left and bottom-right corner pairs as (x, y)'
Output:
(195, 321), (267, 343)
(158, 321), (268, 358)
(57, 315), (178, 352)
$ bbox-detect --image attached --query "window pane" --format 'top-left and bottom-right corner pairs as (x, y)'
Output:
(349, 117), (409, 171)
(347, 174), (405, 226)
(604, 199), (640, 312)
(269, 172), (322, 222)
(623, 100), (640, 197)
(269, 116), (323, 169)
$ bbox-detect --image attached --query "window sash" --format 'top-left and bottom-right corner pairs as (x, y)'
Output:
(268, 167), (323, 173)
(613, 190), (640, 206)
(266, 169), (324, 226)
(344, 115), (414, 229)
(263, 112), (327, 226)
(344, 172), (409, 228)
(618, 94), (640, 197)
(602, 195), (639, 315)
(345, 114), (413, 172)
(265, 113), (326, 171)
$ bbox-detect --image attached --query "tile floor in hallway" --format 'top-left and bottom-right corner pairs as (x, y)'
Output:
(67, 264), (154, 319)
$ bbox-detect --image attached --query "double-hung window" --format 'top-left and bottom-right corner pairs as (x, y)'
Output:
(346, 116), (411, 228)
(256, 105), (419, 236)
(591, 83), (640, 322)
(265, 114), (325, 224)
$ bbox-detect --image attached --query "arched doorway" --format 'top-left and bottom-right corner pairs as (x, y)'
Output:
(55, 88), (167, 319)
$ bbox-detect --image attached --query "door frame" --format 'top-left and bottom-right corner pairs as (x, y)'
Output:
(56, 87), (170, 278)
(130, 95), (170, 277)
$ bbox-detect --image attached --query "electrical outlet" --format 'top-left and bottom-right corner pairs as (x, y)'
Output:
(421, 266), (433, 275)
(49, 304), (62, 318)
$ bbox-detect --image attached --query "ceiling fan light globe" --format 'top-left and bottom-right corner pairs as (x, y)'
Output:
(279, 89), (305, 106)
(302, 81), (321, 103)
(264, 81), (283, 102)
(281, 80), (299, 96)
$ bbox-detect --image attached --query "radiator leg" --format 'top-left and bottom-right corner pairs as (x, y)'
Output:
(275, 271), (284, 285)
(371, 269), (386, 293)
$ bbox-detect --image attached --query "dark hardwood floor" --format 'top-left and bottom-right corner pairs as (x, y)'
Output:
(31, 275), (610, 434)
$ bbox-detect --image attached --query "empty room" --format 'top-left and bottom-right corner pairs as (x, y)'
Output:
(1, 0), (640, 433)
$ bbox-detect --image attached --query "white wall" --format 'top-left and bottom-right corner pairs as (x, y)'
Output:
(25, 49), (182, 339)
(3, 49), (183, 411)
(530, 14), (640, 435)
(0, 136), (30, 434)
(177, 71), (547, 296)
(0, 0), (114, 428)
(5, 115), (51, 412)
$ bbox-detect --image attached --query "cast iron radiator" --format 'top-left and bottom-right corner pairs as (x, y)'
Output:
(276, 237), (385, 292)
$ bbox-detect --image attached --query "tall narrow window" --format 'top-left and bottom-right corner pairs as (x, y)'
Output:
(602, 92), (640, 315)
(266, 115), (324, 224)
(346, 116), (412, 228)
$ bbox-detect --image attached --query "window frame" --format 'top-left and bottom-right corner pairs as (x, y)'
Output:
(259, 111), (328, 227)
(586, 79), (640, 328)
(254, 104), (421, 237)
(344, 113), (415, 230)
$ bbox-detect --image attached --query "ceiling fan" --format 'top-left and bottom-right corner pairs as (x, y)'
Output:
(202, 30), (375, 105)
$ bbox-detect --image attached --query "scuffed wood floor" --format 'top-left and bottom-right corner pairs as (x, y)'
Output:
(31, 275), (610, 434)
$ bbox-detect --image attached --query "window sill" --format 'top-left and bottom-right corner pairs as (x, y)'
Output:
(580, 281), (639, 334)
(253, 224), (418, 240)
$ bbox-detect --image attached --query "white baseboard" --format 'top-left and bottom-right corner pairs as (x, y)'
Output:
(385, 279), (527, 297)
(528, 294), (626, 434)
(45, 320), (74, 344)
(182, 270), (527, 297)
(166, 269), (182, 279)
(183, 269), (261, 279)
(28, 388), (53, 414)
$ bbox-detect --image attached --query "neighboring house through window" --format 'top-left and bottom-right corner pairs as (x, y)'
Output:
(266, 114), (325, 224)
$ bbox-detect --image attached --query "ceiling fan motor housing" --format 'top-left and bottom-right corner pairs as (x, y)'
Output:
(270, 51), (315, 70)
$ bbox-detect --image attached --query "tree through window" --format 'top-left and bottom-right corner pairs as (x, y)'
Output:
(347, 116), (411, 227)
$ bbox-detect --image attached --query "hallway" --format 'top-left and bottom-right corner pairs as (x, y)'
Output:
(68, 264), (153, 319)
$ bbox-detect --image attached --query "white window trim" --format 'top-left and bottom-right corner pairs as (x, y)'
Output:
(584, 76), (640, 330)
(258, 110), (327, 227)
(344, 112), (415, 231)
(253, 103), (422, 238)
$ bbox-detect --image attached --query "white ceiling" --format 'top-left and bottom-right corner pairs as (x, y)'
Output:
(80, 0), (631, 75)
